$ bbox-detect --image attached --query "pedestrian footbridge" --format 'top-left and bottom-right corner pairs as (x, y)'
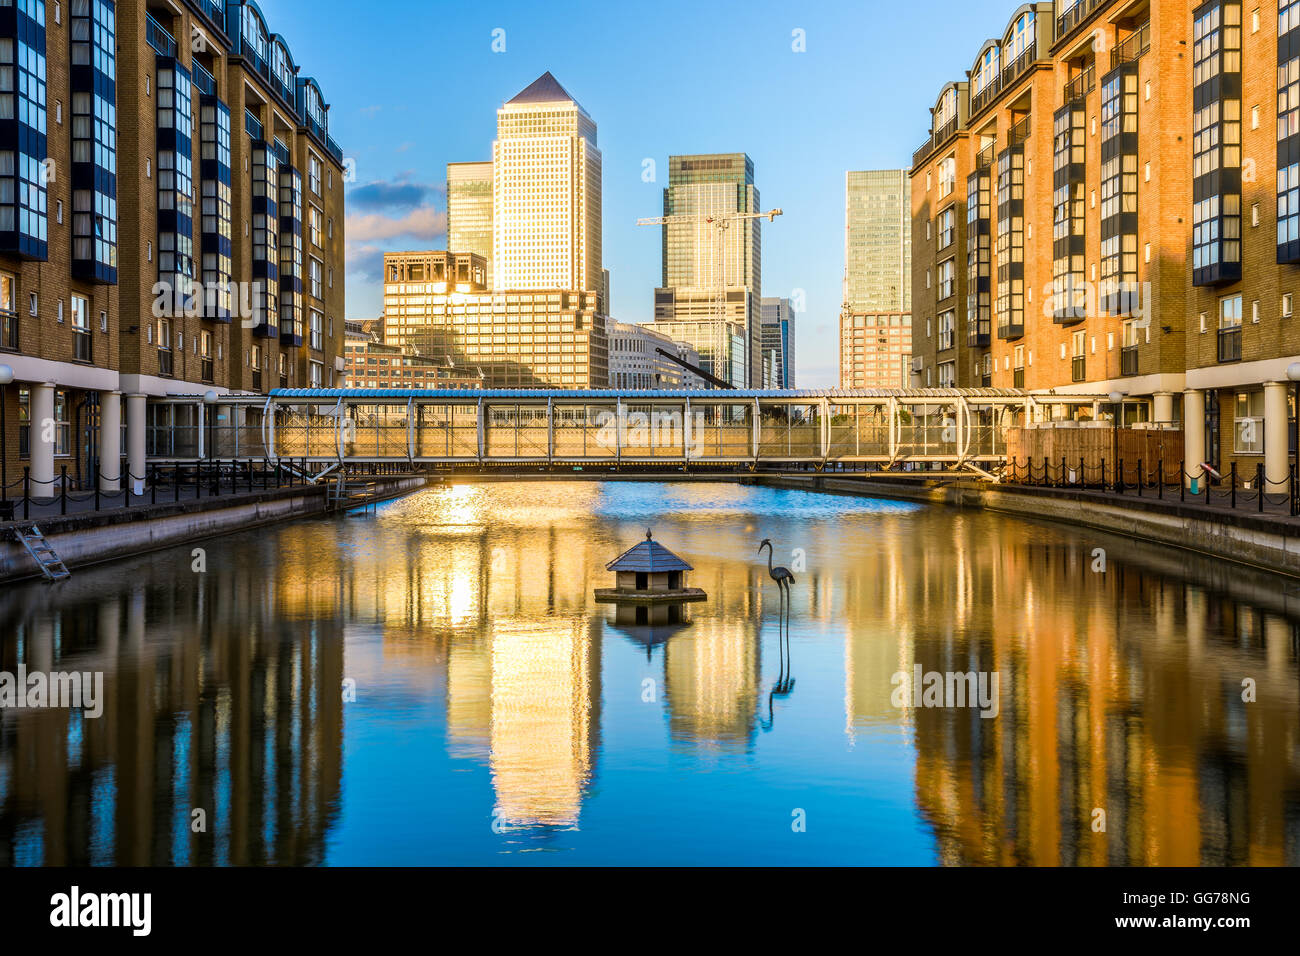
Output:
(144, 388), (1112, 474)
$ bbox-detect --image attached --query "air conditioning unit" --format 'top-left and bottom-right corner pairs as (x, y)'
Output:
(911, 356), (924, 372)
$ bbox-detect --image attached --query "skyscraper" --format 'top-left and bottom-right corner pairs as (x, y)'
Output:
(653, 153), (764, 387)
(492, 72), (602, 293)
(844, 169), (911, 312)
(841, 169), (911, 389)
(760, 297), (796, 388)
(447, 161), (494, 288)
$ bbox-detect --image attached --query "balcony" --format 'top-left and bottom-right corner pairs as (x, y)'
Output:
(934, 115), (959, 149)
(73, 328), (92, 363)
(1071, 355), (1086, 382)
(967, 319), (990, 348)
(190, 0), (226, 34)
(1000, 39), (1036, 91)
(1062, 64), (1094, 104)
(1013, 367), (1025, 388)
(1007, 115), (1031, 147)
(245, 109), (264, 141)
(1110, 22), (1150, 70)
(912, 135), (936, 170)
(997, 321), (1024, 340)
(145, 13), (177, 58)
(1, 309), (16, 351)
(976, 143), (995, 169)
(970, 75), (1004, 116)
(1057, 0), (1103, 41)
(1120, 345), (1139, 376)
(192, 62), (216, 97)
(1218, 327), (1242, 363)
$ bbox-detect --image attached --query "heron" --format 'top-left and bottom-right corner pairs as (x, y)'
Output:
(757, 539), (795, 613)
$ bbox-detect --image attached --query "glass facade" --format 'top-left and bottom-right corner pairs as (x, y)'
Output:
(0, 0), (49, 259)
(250, 138), (279, 338)
(200, 94), (232, 321)
(447, 161), (493, 287)
(1192, 0), (1242, 286)
(156, 57), (193, 307)
(965, 165), (991, 348)
(995, 141), (1025, 339)
(1100, 62), (1139, 314)
(278, 156), (303, 345)
(70, 0), (116, 283)
(1279, 0), (1300, 261)
(843, 169), (910, 313)
(1051, 99), (1086, 323)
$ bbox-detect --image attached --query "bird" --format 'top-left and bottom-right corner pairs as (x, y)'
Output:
(757, 539), (795, 613)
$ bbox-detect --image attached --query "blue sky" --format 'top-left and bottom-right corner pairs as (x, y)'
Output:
(268, 0), (1013, 386)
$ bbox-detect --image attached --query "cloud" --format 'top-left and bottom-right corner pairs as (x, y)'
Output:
(347, 180), (440, 212)
(395, 142), (414, 154)
(360, 105), (383, 117)
(346, 206), (446, 243)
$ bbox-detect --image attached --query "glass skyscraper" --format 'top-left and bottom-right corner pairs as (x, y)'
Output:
(843, 169), (910, 312)
(447, 161), (494, 289)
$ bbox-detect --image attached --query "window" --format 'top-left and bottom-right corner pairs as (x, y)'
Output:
(71, 294), (91, 361)
(1285, 293), (1294, 316)
(200, 329), (213, 382)
(937, 259), (956, 300)
(309, 206), (323, 247)
(310, 257), (323, 298)
(937, 361), (955, 387)
(53, 389), (70, 457)
(937, 207), (955, 249)
(938, 310), (955, 350)
(156, 316), (173, 375)
(1, 271), (16, 350)
(1234, 390), (1264, 454)
(938, 155), (956, 199)
(308, 154), (322, 195)
(310, 309), (323, 350)
(1219, 293), (1243, 361)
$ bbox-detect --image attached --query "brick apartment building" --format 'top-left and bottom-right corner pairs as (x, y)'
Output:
(1, 0), (345, 494)
(911, 0), (1300, 485)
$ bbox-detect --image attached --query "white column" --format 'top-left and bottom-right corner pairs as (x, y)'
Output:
(1184, 389), (1205, 488)
(1153, 392), (1174, 424)
(127, 393), (147, 495)
(99, 390), (121, 492)
(30, 382), (55, 490)
(1264, 381), (1290, 493)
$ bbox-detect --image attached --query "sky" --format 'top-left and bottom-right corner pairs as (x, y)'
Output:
(268, 0), (1014, 387)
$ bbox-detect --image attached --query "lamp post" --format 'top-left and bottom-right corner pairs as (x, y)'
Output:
(0, 364), (13, 508)
(203, 389), (218, 461)
(1109, 390), (1124, 492)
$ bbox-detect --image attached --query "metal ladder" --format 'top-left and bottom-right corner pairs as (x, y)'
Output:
(13, 525), (70, 581)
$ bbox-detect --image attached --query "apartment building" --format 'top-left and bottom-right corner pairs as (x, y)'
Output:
(1, 0), (345, 492)
(344, 339), (484, 390)
(911, 0), (1300, 485)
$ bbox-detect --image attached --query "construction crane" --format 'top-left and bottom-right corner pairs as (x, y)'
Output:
(637, 208), (783, 388)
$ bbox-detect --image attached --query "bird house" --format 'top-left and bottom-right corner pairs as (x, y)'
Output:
(595, 530), (707, 604)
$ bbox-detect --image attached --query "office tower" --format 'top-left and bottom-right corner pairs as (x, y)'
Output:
(653, 153), (763, 387)
(447, 161), (494, 288)
(1, 0), (345, 492)
(840, 169), (910, 389)
(382, 252), (607, 388)
(760, 296), (796, 388)
(492, 72), (601, 293)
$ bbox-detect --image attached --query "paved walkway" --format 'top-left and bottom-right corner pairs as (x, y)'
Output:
(1000, 479), (1300, 524)
(1, 475), (306, 522)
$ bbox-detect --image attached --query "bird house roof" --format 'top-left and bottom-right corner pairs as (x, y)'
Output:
(605, 531), (693, 573)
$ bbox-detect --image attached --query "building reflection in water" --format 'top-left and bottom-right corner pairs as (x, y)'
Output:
(4, 480), (1298, 865)
(844, 512), (1300, 866)
(0, 536), (345, 866)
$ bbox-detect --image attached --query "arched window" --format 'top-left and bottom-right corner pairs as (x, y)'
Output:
(973, 45), (1000, 94)
(1006, 12), (1034, 59)
(272, 41), (294, 90)
(935, 87), (956, 128)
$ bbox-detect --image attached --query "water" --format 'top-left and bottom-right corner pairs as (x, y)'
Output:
(1, 480), (1298, 866)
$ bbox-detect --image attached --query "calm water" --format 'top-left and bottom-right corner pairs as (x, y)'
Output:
(2, 480), (1299, 866)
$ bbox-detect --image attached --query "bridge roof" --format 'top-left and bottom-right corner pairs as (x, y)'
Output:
(270, 387), (1035, 400)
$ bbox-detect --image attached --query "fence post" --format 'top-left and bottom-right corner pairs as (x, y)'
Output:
(1257, 462), (1265, 513)
(1180, 460), (1185, 501)
(1205, 464), (1211, 504)
(1137, 458), (1143, 497)
(151, 464), (157, 505)
(1230, 462), (1237, 508)
(1101, 458), (1107, 490)
(1158, 459), (1164, 500)
(1116, 458), (1124, 494)
(60, 465), (67, 515)
(23, 466), (30, 520)
(94, 456), (101, 512)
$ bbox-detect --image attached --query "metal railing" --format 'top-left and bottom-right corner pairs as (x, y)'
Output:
(1000, 40), (1036, 90)
(1218, 327), (1242, 363)
(145, 12), (178, 58)
(913, 135), (936, 169)
(934, 115), (959, 148)
(1111, 22), (1151, 69)
(1001, 457), (1300, 518)
(1008, 115), (1031, 146)
(192, 62), (217, 96)
(1, 309), (17, 351)
(971, 75), (1003, 116)
(245, 109), (264, 141)
(1057, 0), (1102, 41)
(1121, 345), (1139, 376)
(1063, 64), (1095, 104)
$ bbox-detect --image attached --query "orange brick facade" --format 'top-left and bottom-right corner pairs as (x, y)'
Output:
(911, 0), (1300, 482)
